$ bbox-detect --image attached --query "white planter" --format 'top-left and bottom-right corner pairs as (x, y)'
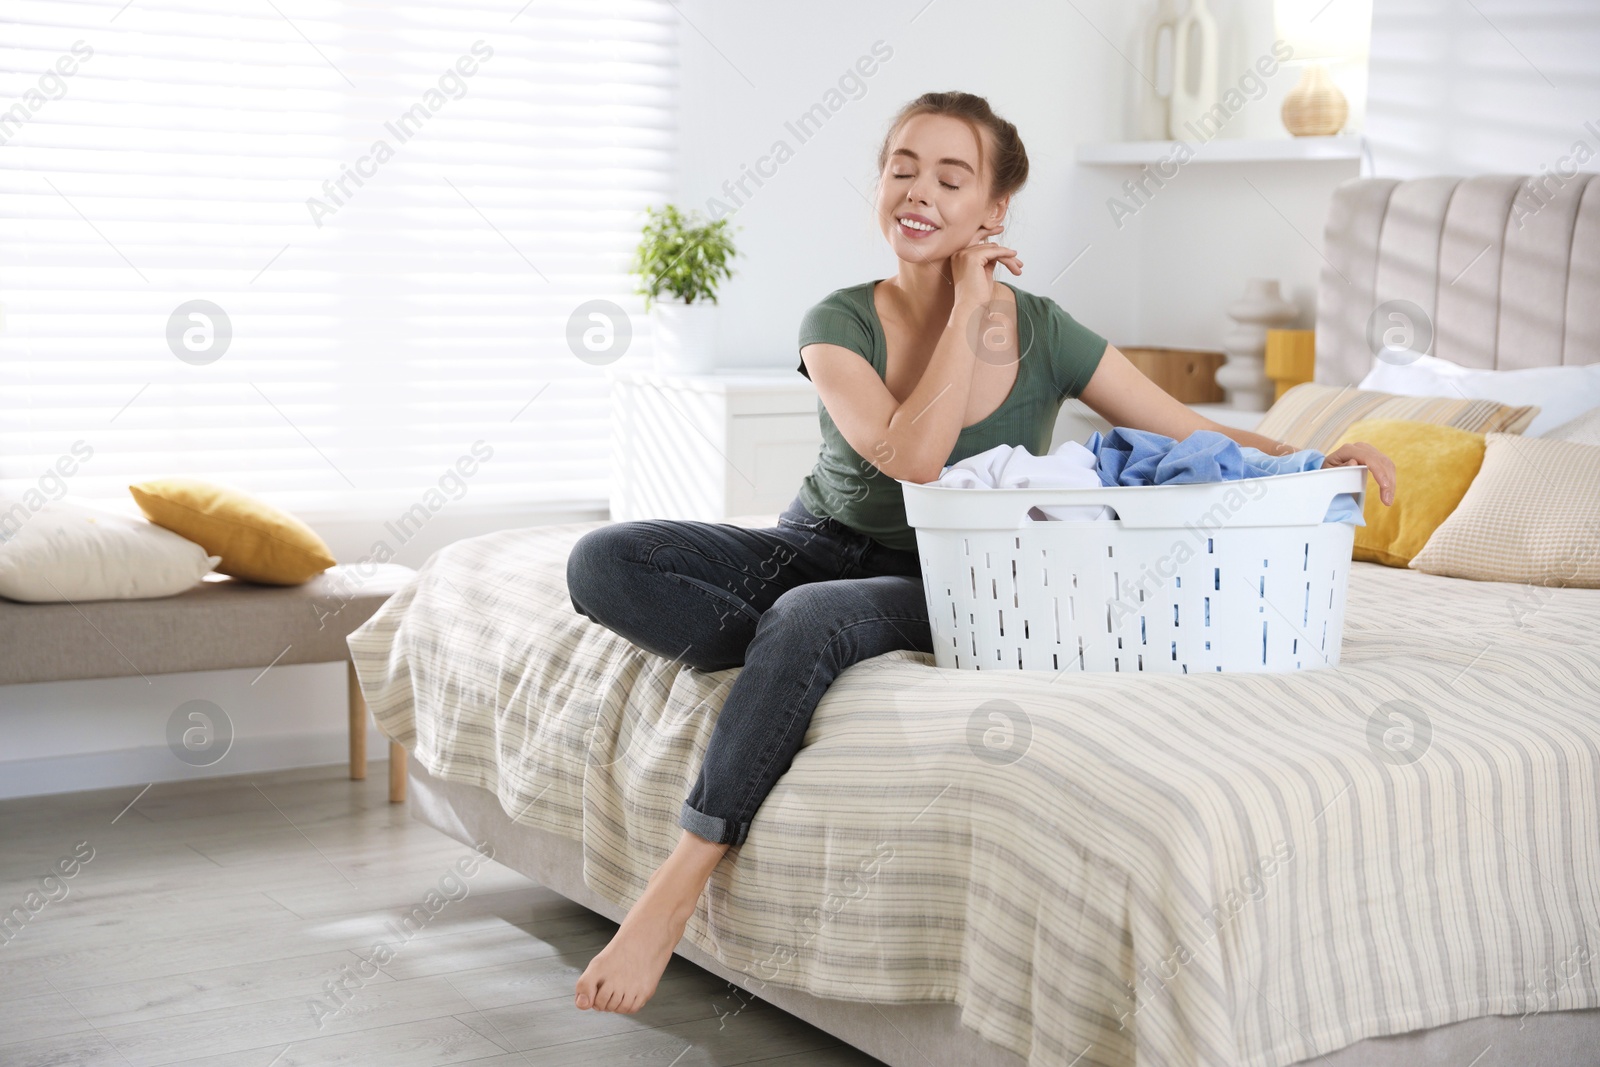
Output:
(651, 300), (719, 374)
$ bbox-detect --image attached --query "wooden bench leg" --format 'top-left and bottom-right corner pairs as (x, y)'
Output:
(347, 660), (366, 782)
(349, 658), (405, 802)
(389, 740), (406, 804)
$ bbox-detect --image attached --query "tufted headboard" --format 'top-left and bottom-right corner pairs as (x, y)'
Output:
(1314, 173), (1600, 387)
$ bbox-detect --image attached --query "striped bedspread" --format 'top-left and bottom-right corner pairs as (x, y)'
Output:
(347, 516), (1600, 1067)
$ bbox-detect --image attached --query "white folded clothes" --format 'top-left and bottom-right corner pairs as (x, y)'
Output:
(935, 442), (1114, 521)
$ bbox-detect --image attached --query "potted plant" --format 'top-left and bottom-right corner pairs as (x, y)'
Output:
(630, 204), (738, 374)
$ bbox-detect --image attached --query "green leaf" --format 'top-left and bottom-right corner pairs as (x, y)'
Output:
(628, 202), (740, 305)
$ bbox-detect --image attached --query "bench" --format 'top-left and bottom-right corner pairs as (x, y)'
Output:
(0, 563), (417, 801)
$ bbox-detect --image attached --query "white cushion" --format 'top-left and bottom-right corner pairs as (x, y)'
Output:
(0, 497), (221, 603)
(1358, 354), (1600, 437)
(1540, 404), (1600, 446)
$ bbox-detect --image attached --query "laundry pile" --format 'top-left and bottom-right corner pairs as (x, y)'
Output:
(934, 439), (1112, 520)
(934, 426), (1365, 524)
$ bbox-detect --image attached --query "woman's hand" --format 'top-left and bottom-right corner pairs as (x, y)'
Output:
(1322, 441), (1396, 506)
(950, 222), (1022, 308)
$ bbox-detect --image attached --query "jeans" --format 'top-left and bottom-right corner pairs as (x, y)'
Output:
(565, 493), (933, 847)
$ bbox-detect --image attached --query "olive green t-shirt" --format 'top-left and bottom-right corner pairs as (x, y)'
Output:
(793, 279), (1109, 554)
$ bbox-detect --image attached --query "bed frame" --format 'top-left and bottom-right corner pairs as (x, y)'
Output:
(405, 173), (1600, 1066)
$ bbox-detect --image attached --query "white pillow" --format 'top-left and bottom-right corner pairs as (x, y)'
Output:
(0, 496), (221, 602)
(1358, 354), (1600, 437)
(1540, 404), (1600, 446)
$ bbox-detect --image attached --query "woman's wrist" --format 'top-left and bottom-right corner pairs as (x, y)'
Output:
(1213, 425), (1299, 457)
(947, 293), (988, 329)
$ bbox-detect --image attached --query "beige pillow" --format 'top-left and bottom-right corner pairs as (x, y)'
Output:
(1255, 382), (1539, 454)
(1540, 404), (1600, 446)
(1408, 433), (1600, 587)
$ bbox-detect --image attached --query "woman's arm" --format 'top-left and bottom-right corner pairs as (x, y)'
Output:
(801, 296), (986, 485)
(1075, 342), (1396, 505)
(1075, 342), (1292, 448)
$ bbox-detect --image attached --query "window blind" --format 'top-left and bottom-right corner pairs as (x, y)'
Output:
(0, 0), (676, 521)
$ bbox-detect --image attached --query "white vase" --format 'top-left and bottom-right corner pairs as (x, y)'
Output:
(651, 300), (718, 375)
(1219, 279), (1296, 410)
(1138, 0), (1184, 140)
(1167, 0), (1218, 140)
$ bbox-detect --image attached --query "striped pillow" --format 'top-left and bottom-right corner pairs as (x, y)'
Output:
(1408, 433), (1600, 587)
(1255, 382), (1538, 454)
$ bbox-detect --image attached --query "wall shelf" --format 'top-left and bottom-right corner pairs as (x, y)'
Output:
(1076, 135), (1363, 166)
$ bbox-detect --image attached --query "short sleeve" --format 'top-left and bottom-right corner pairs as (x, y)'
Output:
(796, 291), (874, 381)
(1045, 297), (1109, 400)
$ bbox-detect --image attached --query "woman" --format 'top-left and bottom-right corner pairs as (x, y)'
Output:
(567, 91), (1397, 1015)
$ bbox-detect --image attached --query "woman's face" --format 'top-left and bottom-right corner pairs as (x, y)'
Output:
(876, 112), (1006, 261)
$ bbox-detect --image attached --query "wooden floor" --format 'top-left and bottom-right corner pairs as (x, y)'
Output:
(0, 762), (886, 1067)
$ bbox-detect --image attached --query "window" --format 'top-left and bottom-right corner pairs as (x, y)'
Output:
(1, 0), (675, 521)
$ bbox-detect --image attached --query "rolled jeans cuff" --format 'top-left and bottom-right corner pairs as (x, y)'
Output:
(679, 799), (750, 846)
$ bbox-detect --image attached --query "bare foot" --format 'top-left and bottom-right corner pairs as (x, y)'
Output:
(573, 880), (694, 1013)
(575, 832), (728, 1014)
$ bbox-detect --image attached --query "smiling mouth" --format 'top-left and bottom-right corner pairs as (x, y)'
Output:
(897, 218), (940, 238)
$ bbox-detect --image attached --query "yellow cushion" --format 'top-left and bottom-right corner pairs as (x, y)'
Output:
(129, 478), (336, 585)
(1330, 418), (1486, 567)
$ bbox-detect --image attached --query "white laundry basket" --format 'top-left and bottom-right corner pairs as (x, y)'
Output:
(899, 466), (1368, 674)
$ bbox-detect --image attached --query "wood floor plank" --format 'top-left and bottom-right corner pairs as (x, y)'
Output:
(0, 763), (889, 1067)
(261, 863), (541, 922)
(0, 888), (305, 962)
(161, 1015), (509, 1067)
(3, 988), (94, 1046)
(476, 1005), (843, 1066)
(418, 935), (709, 1012)
(373, 911), (616, 982)
(743, 1044), (888, 1066)
(460, 968), (773, 1053)
(0, 837), (227, 894)
(92, 974), (474, 1066)
(65, 949), (393, 1029)
(0, 1026), (129, 1067)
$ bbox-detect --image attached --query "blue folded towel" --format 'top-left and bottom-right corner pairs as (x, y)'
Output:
(1083, 427), (1365, 525)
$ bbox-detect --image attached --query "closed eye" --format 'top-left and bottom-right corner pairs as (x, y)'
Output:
(892, 174), (959, 190)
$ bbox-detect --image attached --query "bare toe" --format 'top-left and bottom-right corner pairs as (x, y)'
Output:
(598, 982), (624, 1012)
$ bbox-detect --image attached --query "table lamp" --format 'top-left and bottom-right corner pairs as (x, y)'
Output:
(1273, 0), (1372, 136)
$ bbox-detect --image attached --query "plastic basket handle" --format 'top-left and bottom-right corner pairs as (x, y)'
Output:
(898, 465), (1368, 530)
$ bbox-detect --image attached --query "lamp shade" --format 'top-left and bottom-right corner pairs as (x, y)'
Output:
(1273, 0), (1372, 62)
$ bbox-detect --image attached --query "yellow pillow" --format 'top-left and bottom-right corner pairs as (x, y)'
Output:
(1330, 418), (1485, 567)
(129, 478), (336, 585)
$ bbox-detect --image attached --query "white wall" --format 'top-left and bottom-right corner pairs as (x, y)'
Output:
(680, 0), (1141, 367)
(1364, 0), (1600, 180)
(1113, 0), (1366, 342)
(684, 0), (1363, 363)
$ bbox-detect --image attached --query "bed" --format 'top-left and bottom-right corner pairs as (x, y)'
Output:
(347, 173), (1600, 1067)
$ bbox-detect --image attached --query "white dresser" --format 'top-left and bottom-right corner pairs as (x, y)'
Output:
(606, 367), (822, 522)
